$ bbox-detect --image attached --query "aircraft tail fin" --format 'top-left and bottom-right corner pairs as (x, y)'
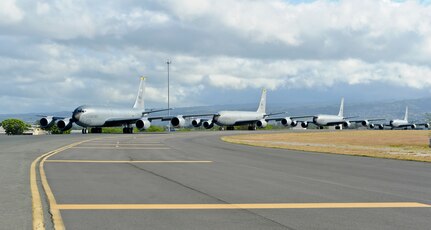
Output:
(256, 88), (267, 114)
(404, 106), (408, 121)
(133, 77), (146, 110)
(338, 97), (344, 117)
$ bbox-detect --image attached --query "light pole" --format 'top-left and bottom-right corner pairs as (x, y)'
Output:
(166, 59), (171, 132)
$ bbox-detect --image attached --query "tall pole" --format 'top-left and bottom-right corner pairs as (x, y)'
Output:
(167, 59), (171, 132)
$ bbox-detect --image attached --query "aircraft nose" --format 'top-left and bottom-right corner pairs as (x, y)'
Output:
(72, 108), (81, 121)
(213, 114), (221, 122)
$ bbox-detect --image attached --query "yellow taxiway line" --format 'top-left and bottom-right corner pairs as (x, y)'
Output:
(45, 160), (212, 163)
(71, 146), (171, 150)
(30, 139), (99, 230)
(56, 202), (431, 210)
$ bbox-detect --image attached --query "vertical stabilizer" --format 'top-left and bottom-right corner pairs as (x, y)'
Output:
(256, 88), (267, 114)
(404, 106), (408, 121)
(338, 97), (344, 117)
(133, 77), (146, 110)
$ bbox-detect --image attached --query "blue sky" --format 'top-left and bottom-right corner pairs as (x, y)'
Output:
(1, 0), (431, 113)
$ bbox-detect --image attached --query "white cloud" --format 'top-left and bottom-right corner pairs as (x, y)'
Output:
(0, 0), (24, 24)
(1, 0), (431, 113)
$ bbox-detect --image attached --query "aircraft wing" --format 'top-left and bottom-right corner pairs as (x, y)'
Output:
(142, 108), (172, 116)
(347, 118), (386, 123)
(36, 115), (67, 120)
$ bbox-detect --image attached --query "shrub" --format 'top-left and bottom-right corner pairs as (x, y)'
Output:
(2, 119), (30, 135)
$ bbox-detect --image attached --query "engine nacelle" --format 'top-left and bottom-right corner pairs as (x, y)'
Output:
(56, 118), (73, 131)
(343, 121), (352, 128)
(191, 119), (202, 127)
(281, 117), (297, 127)
(411, 124), (417, 129)
(425, 123), (430, 129)
(136, 119), (151, 130)
(203, 120), (214, 129)
(171, 116), (186, 128)
(361, 120), (369, 127)
(301, 121), (309, 128)
(378, 124), (384, 130)
(256, 119), (267, 128)
(39, 116), (54, 128)
(369, 124), (375, 129)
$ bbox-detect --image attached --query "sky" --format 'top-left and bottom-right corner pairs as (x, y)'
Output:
(1, 0), (431, 113)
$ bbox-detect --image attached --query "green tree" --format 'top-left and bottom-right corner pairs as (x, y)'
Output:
(2, 119), (30, 135)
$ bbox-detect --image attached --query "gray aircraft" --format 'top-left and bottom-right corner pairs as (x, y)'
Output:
(39, 77), (169, 134)
(376, 107), (429, 130)
(286, 98), (384, 129)
(169, 88), (284, 130)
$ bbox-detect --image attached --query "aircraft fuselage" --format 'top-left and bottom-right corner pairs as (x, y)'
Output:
(215, 111), (266, 126)
(313, 114), (344, 126)
(73, 105), (142, 127)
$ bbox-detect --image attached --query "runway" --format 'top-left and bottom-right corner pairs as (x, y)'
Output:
(2, 131), (431, 229)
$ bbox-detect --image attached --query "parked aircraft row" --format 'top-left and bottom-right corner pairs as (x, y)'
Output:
(37, 77), (430, 134)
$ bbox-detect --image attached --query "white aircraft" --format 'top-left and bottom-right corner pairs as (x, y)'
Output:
(170, 88), (284, 130)
(39, 77), (169, 134)
(376, 107), (429, 130)
(287, 98), (384, 129)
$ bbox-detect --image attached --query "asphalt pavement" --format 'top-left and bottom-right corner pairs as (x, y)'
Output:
(1, 131), (430, 230)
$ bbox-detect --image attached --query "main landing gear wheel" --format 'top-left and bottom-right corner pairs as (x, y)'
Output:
(90, 128), (102, 133)
(81, 128), (88, 134)
(123, 127), (134, 134)
(248, 125), (257, 130)
(227, 126), (235, 130)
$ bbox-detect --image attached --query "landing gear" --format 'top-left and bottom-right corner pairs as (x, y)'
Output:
(122, 127), (134, 134)
(81, 128), (88, 134)
(335, 125), (341, 130)
(227, 126), (235, 130)
(248, 125), (257, 130)
(90, 127), (102, 133)
(319, 126), (324, 129)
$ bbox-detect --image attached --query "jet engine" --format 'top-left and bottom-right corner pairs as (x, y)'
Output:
(377, 124), (384, 130)
(361, 120), (369, 127)
(343, 121), (352, 128)
(203, 120), (214, 129)
(301, 121), (309, 128)
(256, 119), (267, 128)
(171, 116), (186, 128)
(281, 117), (297, 127)
(191, 118), (202, 127)
(425, 123), (430, 129)
(56, 118), (73, 131)
(411, 124), (417, 129)
(136, 119), (151, 130)
(39, 116), (54, 129)
(369, 124), (375, 129)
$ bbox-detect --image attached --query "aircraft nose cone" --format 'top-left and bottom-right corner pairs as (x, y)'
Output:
(213, 114), (220, 122)
(72, 108), (81, 121)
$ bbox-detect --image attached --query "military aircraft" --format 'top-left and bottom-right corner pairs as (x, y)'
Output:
(375, 107), (429, 130)
(169, 88), (285, 130)
(285, 98), (384, 129)
(39, 77), (169, 134)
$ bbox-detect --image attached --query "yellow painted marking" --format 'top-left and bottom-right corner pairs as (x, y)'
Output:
(56, 202), (431, 210)
(31, 139), (99, 230)
(71, 147), (170, 150)
(45, 160), (212, 163)
(30, 151), (53, 230)
(78, 143), (165, 146)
